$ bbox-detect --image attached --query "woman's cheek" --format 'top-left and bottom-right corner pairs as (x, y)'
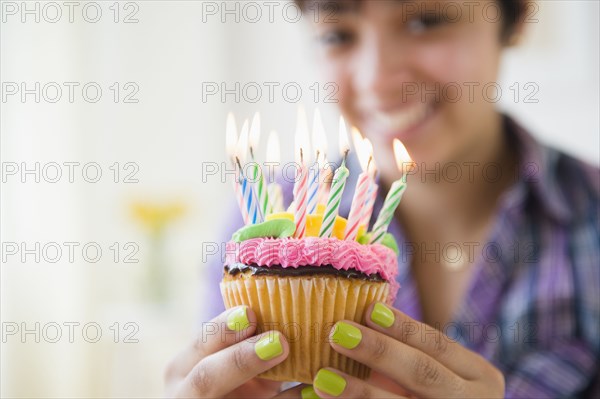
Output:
(324, 62), (358, 124)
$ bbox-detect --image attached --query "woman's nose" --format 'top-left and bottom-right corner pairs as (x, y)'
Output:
(353, 29), (413, 106)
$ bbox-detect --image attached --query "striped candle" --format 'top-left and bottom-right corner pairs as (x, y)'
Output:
(267, 183), (284, 213)
(310, 108), (328, 212)
(307, 160), (320, 214)
(317, 177), (331, 209)
(226, 113), (249, 223)
(344, 130), (373, 241)
(247, 113), (269, 222)
(317, 164), (332, 205)
(239, 164), (261, 224)
(319, 161), (349, 237)
(293, 161), (308, 238)
(235, 121), (260, 224)
(293, 107), (310, 238)
(250, 162), (270, 221)
(265, 130), (282, 214)
(233, 167), (250, 224)
(370, 138), (413, 243)
(359, 180), (379, 229)
(370, 178), (406, 244)
(344, 170), (371, 240)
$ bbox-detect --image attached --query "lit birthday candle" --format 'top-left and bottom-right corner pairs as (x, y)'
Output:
(266, 130), (284, 213)
(317, 130), (331, 208)
(351, 129), (377, 230)
(370, 139), (414, 244)
(318, 160), (333, 207)
(237, 120), (261, 224)
(344, 128), (373, 241)
(319, 117), (350, 238)
(360, 162), (379, 230)
(248, 112), (270, 221)
(226, 113), (249, 224)
(315, 110), (330, 207)
(293, 108), (310, 238)
(308, 108), (326, 214)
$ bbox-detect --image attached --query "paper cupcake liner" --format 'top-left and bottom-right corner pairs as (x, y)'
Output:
(220, 274), (389, 384)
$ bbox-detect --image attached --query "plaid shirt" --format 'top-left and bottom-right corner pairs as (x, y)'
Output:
(205, 115), (600, 397)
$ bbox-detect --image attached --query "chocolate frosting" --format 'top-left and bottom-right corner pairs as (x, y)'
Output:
(224, 262), (385, 282)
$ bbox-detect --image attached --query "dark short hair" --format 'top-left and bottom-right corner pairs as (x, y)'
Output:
(293, 0), (527, 42)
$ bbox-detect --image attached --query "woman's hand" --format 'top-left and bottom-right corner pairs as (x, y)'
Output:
(165, 305), (289, 398)
(313, 302), (505, 398)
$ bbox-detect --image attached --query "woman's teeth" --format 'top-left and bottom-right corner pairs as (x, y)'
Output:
(373, 103), (432, 133)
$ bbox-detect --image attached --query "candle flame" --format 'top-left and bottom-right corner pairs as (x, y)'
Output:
(370, 156), (378, 177)
(393, 139), (415, 176)
(338, 116), (350, 157)
(295, 106), (310, 164)
(351, 127), (364, 156)
(237, 119), (250, 163)
(364, 137), (374, 172)
(266, 130), (281, 165)
(225, 112), (238, 159)
(352, 128), (372, 172)
(249, 112), (261, 154)
(319, 152), (329, 170)
(321, 132), (329, 159)
(312, 108), (328, 168)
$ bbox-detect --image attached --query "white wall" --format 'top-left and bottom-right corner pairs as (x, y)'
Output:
(499, 0), (599, 163)
(1, 1), (598, 397)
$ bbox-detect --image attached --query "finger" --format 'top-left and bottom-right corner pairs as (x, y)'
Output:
(368, 370), (415, 397)
(364, 302), (484, 379)
(271, 383), (314, 398)
(328, 320), (466, 398)
(227, 378), (284, 398)
(166, 305), (257, 381)
(178, 330), (290, 398)
(312, 368), (406, 399)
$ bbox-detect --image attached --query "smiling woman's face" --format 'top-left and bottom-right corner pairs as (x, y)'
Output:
(308, 0), (510, 179)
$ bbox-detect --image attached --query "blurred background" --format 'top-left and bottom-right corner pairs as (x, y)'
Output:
(1, 1), (598, 397)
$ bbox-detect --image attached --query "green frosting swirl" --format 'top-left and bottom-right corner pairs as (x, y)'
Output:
(232, 219), (296, 243)
(358, 232), (399, 255)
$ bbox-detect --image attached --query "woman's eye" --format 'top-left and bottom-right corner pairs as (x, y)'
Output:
(318, 30), (355, 47)
(406, 14), (447, 34)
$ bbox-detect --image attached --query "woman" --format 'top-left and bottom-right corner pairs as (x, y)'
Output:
(165, 1), (600, 397)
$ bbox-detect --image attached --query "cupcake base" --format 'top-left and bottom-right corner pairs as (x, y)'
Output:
(220, 272), (389, 384)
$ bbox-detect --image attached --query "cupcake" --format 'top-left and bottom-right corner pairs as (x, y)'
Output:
(220, 213), (399, 383)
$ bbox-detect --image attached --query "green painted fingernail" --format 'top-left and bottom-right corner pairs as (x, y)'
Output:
(314, 369), (346, 397)
(331, 321), (362, 349)
(227, 306), (250, 331)
(254, 331), (283, 361)
(371, 302), (395, 328)
(301, 385), (321, 399)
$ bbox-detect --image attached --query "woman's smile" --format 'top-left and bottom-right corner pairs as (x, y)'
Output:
(362, 98), (438, 142)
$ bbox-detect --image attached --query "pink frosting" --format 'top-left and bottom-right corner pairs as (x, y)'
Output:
(225, 237), (399, 303)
